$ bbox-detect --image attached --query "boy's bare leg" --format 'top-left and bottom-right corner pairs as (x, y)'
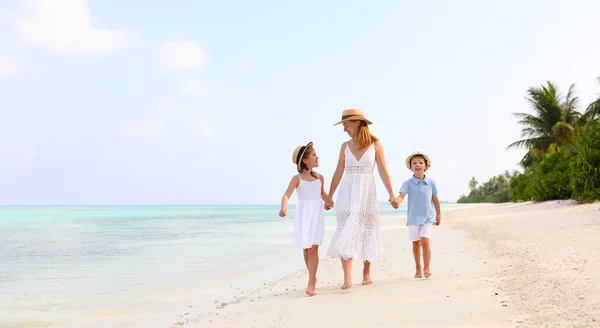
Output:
(421, 237), (432, 278)
(412, 240), (423, 278)
(362, 260), (373, 285)
(306, 245), (319, 296)
(341, 258), (353, 289)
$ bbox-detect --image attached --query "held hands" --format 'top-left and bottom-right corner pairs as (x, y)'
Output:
(435, 213), (441, 226)
(388, 195), (399, 209)
(279, 208), (287, 217)
(324, 196), (334, 211)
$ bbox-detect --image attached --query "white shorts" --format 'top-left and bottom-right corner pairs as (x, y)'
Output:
(408, 223), (433, 242)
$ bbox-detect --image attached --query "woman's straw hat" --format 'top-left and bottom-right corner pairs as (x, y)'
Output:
(333, 108), (373, 126)
(405, 151), (431, 171)
(292, 141), (313, 172)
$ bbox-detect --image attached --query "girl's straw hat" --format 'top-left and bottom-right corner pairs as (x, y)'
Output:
(333, 108), (373, 126)
(292, 141), (313, 172)
(406, 151), (431, 171)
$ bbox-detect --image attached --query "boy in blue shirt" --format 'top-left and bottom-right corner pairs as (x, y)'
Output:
(394, 151), (441, 279)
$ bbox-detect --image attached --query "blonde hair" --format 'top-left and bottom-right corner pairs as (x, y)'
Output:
(299, 145), (318, 179)
(355, 121), (379, 148)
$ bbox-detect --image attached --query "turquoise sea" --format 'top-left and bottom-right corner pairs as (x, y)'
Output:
(0, 203), (461, 328)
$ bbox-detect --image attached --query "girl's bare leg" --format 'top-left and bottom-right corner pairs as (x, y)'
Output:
(362, 260), (373, 285)
(341, 258), (353, 289)
(421, 237), (432, 278)
(306, 245), (319, 296)
(412, 240), (423, 278)
(303, 249), (309, 269)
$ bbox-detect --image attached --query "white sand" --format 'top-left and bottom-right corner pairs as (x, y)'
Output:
(182, 201), (600, 328)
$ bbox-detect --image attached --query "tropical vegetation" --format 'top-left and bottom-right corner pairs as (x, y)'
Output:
(458, 78), (600, 204)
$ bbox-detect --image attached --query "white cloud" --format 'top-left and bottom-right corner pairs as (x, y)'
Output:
(115, 119), (166, 138)
(180, 78), (214, 99)
(13, 0), (135, 55)
(193, 119), (216, 139)
(0, 54), (24, 77)
(159, 41), (208, 69)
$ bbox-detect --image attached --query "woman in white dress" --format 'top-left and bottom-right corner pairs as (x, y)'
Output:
(326, 109), (397, 289)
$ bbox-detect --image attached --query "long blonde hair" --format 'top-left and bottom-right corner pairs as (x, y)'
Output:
(355, 121), (378, 148)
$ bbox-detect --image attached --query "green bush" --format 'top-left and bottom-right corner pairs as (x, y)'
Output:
(569, 119), (600, 202)
(524, 150), (572, 201)
(509, 172), (531, 202)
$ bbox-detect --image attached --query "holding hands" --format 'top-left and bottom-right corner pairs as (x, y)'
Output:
(388, 195), (399, 209)
(324, 196), (334, 211)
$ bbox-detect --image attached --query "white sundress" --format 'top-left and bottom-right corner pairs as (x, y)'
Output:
(292, 175), (325, 249)
(326, 142), (383, 262)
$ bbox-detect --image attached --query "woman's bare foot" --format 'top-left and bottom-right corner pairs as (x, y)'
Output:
(362, 273), (373, 285)
(424, 269), (431, 278)
(415, 267), (423, 278)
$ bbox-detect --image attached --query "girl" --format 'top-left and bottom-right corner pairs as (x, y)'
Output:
(325, 108), (396, 289)
(279, 141), (330, 296)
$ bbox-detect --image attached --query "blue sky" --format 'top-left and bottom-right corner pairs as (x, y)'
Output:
(1, 0), (599, 205)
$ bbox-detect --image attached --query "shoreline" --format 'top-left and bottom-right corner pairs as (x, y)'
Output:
(186, 200), (599, 328)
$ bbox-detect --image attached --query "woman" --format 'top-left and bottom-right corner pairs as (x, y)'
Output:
(326, 108), (396, 289)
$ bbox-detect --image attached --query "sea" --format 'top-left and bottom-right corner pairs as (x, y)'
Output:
(0, 203), (463, 328)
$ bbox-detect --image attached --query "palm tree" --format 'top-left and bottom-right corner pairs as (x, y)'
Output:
(468, 177), (478, 191)
(507, 81), (582, 168)
(582, 77), (600, 122)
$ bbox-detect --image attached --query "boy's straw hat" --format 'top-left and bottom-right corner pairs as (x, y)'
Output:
(406, 151), (431, 171)
(333, 108), (373, 126)
(292, 141), (313, 172)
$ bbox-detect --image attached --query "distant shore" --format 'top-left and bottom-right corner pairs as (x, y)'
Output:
(187, 200), (600, 328)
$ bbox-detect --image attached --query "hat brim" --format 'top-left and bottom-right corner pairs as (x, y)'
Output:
(333, 116), (373, 126)
(406, 152), (431, 170)
(294, 142), (313, 172)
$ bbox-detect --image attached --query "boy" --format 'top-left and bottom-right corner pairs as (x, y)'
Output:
(394, 151), (441, 278)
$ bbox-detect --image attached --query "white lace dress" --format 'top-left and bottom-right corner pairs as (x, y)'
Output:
(292, 176), (325, 249)
(326, 142), (383, 262)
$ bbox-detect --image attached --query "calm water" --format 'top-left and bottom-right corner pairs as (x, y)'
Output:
(0, 203), (460, 327)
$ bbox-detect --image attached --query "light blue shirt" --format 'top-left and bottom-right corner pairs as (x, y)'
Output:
(399, 175), (438, 226)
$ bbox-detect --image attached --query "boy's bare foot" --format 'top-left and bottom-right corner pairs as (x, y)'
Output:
(415, 267), (423, 278)
(424, 269), (431, 278)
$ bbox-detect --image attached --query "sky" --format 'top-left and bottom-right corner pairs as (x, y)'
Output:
(1, 0), (599, 205)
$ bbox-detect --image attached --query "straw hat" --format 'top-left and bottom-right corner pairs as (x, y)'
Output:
(292, 141), (313, 172)
(405, 151), (431, 171)
(333, 108), (373, 126)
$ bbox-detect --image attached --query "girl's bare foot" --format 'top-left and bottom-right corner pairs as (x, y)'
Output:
(306, 278), (316, 296)
(415, 267), (423, 278)
(424, 269), (431, 278)
(340, 280), (352, 290)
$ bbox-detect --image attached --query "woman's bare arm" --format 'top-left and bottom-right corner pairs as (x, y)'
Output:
(374, 140), (395, 200)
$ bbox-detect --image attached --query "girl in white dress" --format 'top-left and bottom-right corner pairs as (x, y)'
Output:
(279, 142), (330, 296)
(326, 109), (397, 290)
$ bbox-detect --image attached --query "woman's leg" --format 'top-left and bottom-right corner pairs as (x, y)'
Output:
(362, 260), (373, 285)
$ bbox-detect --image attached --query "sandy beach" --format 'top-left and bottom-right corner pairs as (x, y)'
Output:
(183, 201), (600, 328)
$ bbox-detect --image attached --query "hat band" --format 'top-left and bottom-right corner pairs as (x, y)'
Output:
(295, 146), (306, 165)
(341, 114), (364, 121)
